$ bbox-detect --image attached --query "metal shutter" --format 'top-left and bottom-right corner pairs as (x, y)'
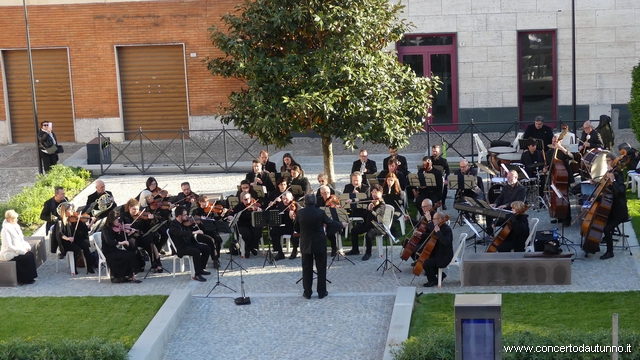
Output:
(117, 45), (188, 140)
(4, 48), (74, 143)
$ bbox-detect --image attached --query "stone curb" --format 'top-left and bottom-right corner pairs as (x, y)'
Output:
(383, 286), (416, 360)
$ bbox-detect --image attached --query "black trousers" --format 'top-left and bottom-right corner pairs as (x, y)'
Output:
(603, 217), (625, 253)
(131, 233), (159, 267)
(269, 226), (290, 253)
(350, 222), (376, 254)
(177, 243), (210, 275)
(12, 252), (38, 284)
(422, 257), (440, 282)
(238, 225), (262, 254)
(41, 153), (58, 173)
(196, 233), (219, 261)
(62, 238), (93, 274)
(301, 252), (327, 296)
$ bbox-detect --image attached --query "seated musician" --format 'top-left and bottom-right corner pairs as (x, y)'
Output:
(169, 206), (212, 282)
(246, 158), (275, 195)
(172, 182), (198, 213)
(192, 195), (226, 267)
(453, 159), (484, 202)
(413, 157), (443, 216)
(280, 153), (302, 175)
(40, 186), (68, 237)
(487, 170), (526, 235)
(235, 180), (260, 204)
(578, 120), (604, 153)
(290, 165), (312, 196)
(382, 173), (403, 212)
(268, 177), (288, 207)
(545, 135), (574, 226)
(343, 171), (371, 219)
(55, 202), (95, 275)
(430, 145), (450, 210)
(377, 157), (407, 191)
(83, 180), (117, 220)
(269, 191), (296, 261)
(346, 184), (386, 261)
(121, 198), (163, 273)
(259, 149), (278, 174)
(316, 185), (342, 256)
(351, 149), (377, 185)
(520, 138), (546, 197)
(179, 208), (220, 269)
(402, 198), (434, 265)
(417, 211), (453, 288)
(599, 153), (629, 260)
(144, 193), (172, 250)
(315, 173), (336, 198)
(228, 191), (263, 258)
(140, 177), (171, 203)
(493, 201), (529, 252)
(383, 147), (409, 174)
(101, 211), (142, 283)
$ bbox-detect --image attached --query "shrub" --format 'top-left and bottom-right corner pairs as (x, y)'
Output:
(630, 61), (640, 143)
(0, 337), (128, 360)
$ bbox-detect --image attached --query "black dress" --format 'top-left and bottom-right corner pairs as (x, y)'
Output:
(101, 227), (139, 282)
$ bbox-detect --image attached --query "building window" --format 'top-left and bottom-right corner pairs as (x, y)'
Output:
(518, 31), (556, 122)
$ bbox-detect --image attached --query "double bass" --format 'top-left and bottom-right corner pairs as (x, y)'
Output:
(486, 204), (529, 252)
(548, 125), (570, 221)
(580, 153), (628, 254)
(413, 215), (450, 276)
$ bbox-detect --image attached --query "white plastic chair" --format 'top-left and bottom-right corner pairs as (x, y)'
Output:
(91, 232), (110, 282)
(165, 229), (195, 278)
(525, 218), (540, 252)
(438, 232), (467, 288)
(52, 225), (83, 276)
(473, 134), (488, 164)
(512, 132), (524, 151)
(374, 205), (396, 258)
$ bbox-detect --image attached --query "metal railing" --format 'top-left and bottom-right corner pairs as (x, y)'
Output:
(97, 127), (268, 175)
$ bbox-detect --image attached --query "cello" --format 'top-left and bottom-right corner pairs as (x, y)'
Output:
(400, 216), (430, 261)
(486, 204), (529, 252)
(413, 215), (450, 276)
(580, 153), (628, 254)
(548, 126), (570, 221)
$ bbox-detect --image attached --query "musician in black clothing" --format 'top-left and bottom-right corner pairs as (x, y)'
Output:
(169, 206), (211, 281)
(316, 185), (343, 256)
(600, 154), (629, 260)
(290, 165), (312, 197)
(41, 186), (68, 238)
(351, 149), (377, 185)
(419, 211), (453, 287)
(228, 192), (263, 258)
(383, 147), (409, 175)
(120, 198), (164, 273)
(83, 179), (117, 219)
(268, 178), (288, 206)
(246, 159), (275, 195)
(545, 135), (575, 225)
(377, 157), (407, 190)
(430, 145), (450, 210)
(523, 115), (554, 149)
(235, 180), (260, 203)
(343, 171), (371, 218)
(172, 182), (198, 213)
(494, 201), (529, 252)
(521, 138), (545, 178)
(55, 202), (94, 275)
(101, 211), (142, 283)
(269, 191), (296, 261)
(346, 184), (387, 261)
(259, 150), (278, 174)
(579, 120), (604, 153)
(413, 157), (443, 216)
(487, 170), (526, 235)
(453, 159), (484, 202)
(315, 173), (336, 197)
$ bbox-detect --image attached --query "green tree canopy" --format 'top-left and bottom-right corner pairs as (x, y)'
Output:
(207, 0), (439, 182)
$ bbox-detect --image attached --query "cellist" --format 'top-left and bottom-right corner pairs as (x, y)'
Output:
(493, 201), (530, 252)
(417, 211), (453, 288)
(599, 153), (628, 260)
(545, 135), (575, 226)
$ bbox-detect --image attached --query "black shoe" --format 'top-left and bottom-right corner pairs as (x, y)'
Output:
(361, 253), (371, 261)
(274, 252), (285, 261)
(423, 280), (438, 287)
(201, 270), (212, 276)
(330, 249), (337, 257)
(192, 274), (207, 282)
(410, 261), (417, 267)
(345, 249), (360, 256)
(319, 291), (329, 299)
(550, 219), (559, 224)
(87, 267), (95, 274)
(289, 249), (298, 259)
(213, 260), (220, 269)
(251, 248), (258, 256)
(160, 250), (166, 255)
(600, 252), (614, 260)
(303, 292), (311, 299)
(245, 252), (251, 259)
(130, 278), (142, 284)
(442, 204), (447, 210)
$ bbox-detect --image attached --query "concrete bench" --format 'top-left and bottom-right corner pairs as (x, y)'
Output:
(462, 252), (572, 286)
(0, 237), (46, 287)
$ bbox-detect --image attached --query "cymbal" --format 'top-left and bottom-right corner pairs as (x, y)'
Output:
(476, 163), (496, 176)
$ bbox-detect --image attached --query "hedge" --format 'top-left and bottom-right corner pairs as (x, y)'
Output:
(0, 338), (128, 360)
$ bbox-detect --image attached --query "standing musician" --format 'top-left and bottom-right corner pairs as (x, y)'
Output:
(172, 182), (198, 213)
(430, 145), (450, 210)
(228, 192), (263, 258)
(83, 179), (117, 220)
(578, 120), (604, 153)
(545, 135), (575, 226)
(413, 157), (443, 216)
(599, 153), (629, 260)
(343, 171), (371, 219)
(259, 149), (278, 174)
(487, 170), (526, 235)
(383, 147), (409, 175)
(377, 157), (408, 190)
(246, 159), (275, 196)
(41, 186), (68, 237)
(269, 191), (296, 261)
(523, 115), (554, 149)
(55, 202), (95, 275)
(289, 165), (312, 196)
(316, 185), (342, 256)
(101, 211), (142, 283)
(493, 201), (530, 252)
(294, 194), (346, 299)
(346, 184), (386, 261)
(417, 211), (453, 288)
(169, 206), (212, 282)
(315, 173), (336, 197)
(351, 149), (377, 185)
(121, 198), (164, 273)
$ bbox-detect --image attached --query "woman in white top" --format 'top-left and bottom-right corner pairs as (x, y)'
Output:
(0, 210), (38, 284)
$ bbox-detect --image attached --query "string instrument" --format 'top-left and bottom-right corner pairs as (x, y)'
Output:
(580, 153), (628, 254)
(174, 193), (197, 205)
(325, 195), (341, 208)
(548, 125), (570, 221)
(204, 202), (226, 215)
(246, 199), (262, 211)
(68, 212), (91, 223)
(136, 211), (157, 220)
(400, 216), (430, 261)
(486, 205), (528, 252)
(151, 185), (170, 198)
(148, 198), (172, 211)
(413, 214), (450, 276)
(282, 201), (298, 219)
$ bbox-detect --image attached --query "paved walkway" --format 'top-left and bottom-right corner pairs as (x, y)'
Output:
(1, 131), (640, 360)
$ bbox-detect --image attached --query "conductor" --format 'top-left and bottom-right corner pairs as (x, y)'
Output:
(294, 194), (346, 299)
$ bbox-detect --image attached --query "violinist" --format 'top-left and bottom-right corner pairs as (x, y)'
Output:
(172, 182), (198, 213)
(120, 199), (163, 273)
(377, 157), (407, 191)
(246, 159), (275, 196)
(259, 149), (278, 174)
(545, 135), (574, 226)
(418, 211), (453, 288)
(179, 210), (220, 269)
(54, 202), (94, 275)
(40, 186), (68, 237)
(413, 157), (443, 217)
(228, 192), (263, 258)
(139, 177), (166, 202)
(169, 206), (212, 282)
(290, 165), (312, 196)
(346, 184), (386, 261)
(599, 153), (629, 260)
(269, 191), (296, 261)
(192, 195), (226, 265)
(100, 211), (142, 283)
(493, 201), (529, 252)
(83, 180), (117, 220)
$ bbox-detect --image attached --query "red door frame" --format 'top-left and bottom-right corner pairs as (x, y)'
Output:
(517, 30), (557, 124)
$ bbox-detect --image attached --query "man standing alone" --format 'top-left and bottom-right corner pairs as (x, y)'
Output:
(37, 121), (61, 172)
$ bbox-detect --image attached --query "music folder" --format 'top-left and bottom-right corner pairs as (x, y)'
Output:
(449, 175), (476, 190)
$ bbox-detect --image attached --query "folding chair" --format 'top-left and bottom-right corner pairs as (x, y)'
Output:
(166, 229), (195, 278)
(438, 233), (468, 288)
(91, 232), (110, 282)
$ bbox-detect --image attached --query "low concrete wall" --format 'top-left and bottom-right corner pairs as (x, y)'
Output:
(383, 286), (416, 360)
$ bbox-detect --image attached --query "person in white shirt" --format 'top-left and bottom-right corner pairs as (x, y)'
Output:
(0, 210), (38, 285)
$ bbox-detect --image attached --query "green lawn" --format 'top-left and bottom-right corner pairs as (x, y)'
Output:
(0, 296), (167, 349)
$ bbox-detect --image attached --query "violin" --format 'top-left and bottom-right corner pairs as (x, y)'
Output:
(325, 195), (341, 208)
(69, 212), (91, 223)
(151, 187), (169, 198)
(204, 202), (226, 215)
(149, 198), (172, 210)
(136, 211), (157, 220)
(246, 199), (262, 211)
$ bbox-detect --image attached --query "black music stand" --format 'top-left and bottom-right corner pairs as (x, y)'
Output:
(266, 210), (284, 268)
(205, 258), (236, 297)
(222, 213), (247, 276)
(372, 221), (401, 277)
(449, 176), (476, 227)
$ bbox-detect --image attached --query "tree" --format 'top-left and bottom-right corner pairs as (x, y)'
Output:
(206, 0), (440, 184)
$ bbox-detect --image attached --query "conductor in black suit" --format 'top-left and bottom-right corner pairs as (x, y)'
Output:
(294, 194), (346, 299)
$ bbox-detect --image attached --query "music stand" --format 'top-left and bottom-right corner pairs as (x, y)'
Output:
(222, 213), (247, 276)
(252, 186), (265, 198)
(518, 138), (544, 152)
(266, 210), (284, 268)
(463, 217), (485, 253)
(372, 221), (401, 277)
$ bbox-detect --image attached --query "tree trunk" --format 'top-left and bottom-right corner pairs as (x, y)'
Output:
(321, 135), (336, 187)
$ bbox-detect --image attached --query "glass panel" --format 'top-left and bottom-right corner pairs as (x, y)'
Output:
(402, 54), (424, 77)
(430, 54), (452, 125)
(520, 32), (554, 121)
(400, 36), (454, 47)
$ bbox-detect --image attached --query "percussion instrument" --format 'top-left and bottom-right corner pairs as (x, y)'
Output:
(497, 152), (522, 163)
(487, 183), (503, 204)
(488, 146), (516, 154)
(476, 163), (496, 176)
(581, 148), (609, 180)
